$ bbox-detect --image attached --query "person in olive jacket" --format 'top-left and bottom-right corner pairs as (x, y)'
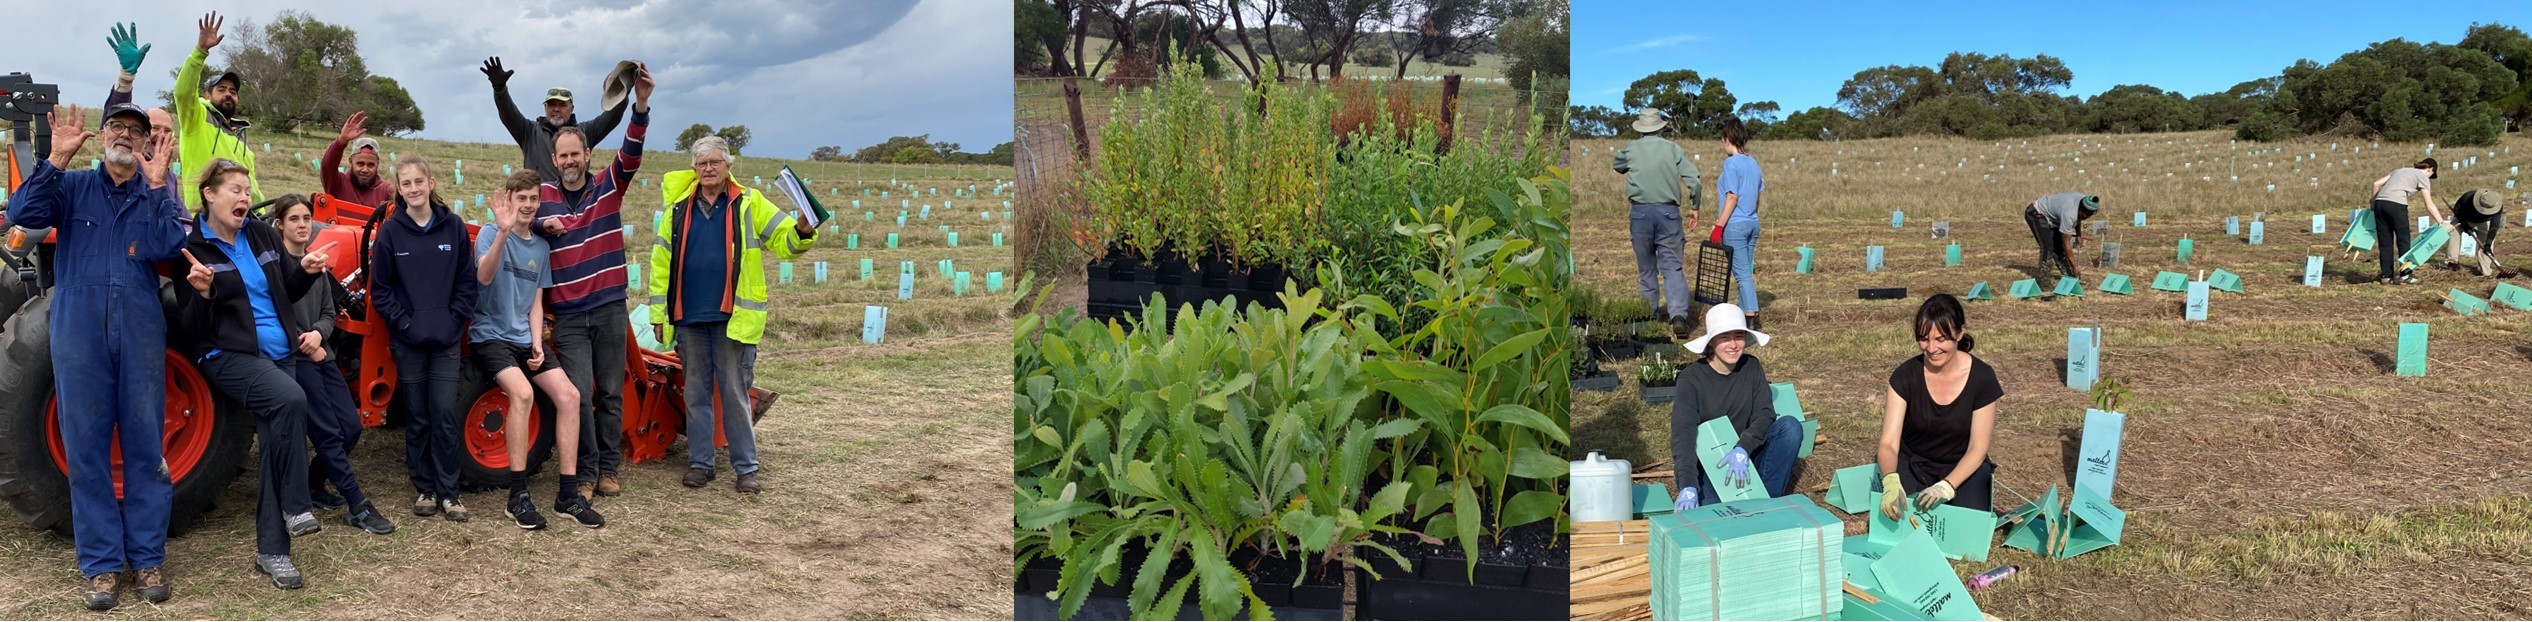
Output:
(366, 155), (480, 522)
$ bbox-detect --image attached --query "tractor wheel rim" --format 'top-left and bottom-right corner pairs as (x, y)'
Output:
(463, 388), (539, 470)
(44, 350), (220, 498)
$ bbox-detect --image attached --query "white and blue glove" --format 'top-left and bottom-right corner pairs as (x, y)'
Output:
(1723, 447), (1753, 487)
(109, 23), (152, 75)
(1675, 488), (1700, 512)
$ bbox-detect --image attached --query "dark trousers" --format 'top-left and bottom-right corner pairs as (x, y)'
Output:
(54, 284), (172, 577)
(198, 352), (310, 556)
(1688, 415), (1804, 506)
(391, 341), (463, 501)
(2025, 206), (2076, 276)
(553, 303), (628, 477)
(1895, 456), (1997, 513)
(291, 357), (368, 511)
(2372, 199), (2413, 280)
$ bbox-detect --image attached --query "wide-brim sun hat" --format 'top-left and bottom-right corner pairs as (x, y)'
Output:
(600, 60), (642, 111)
(1632, 108), (1669, 134)
(1685, 303), (1771, 353)
(2470, 189), (2501, 216)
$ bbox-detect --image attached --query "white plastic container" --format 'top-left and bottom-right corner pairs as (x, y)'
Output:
(1569, 451), (1634, 523)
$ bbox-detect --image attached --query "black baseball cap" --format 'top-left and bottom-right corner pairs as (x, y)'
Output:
(101, 103), (151, 131)
(204, 70), (242, 92)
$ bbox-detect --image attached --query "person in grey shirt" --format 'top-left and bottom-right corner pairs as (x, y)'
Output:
(2368, 158), (2448, 284)
(2023, 192), (2098, 279)
(1612, 108), (1701, 335)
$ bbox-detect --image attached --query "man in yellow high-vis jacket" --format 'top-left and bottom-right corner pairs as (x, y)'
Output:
(648, 136), (817, 494)
(174, 12), (262, 211)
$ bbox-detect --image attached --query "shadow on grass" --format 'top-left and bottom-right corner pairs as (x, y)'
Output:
(1571, 397), (1657, 477)
(2356, 348), (2395, 375)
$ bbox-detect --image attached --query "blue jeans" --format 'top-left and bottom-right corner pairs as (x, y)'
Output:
(1723, 218), (1761, 313)
(676, 322), (760, 475)
(1695, 415), (1803, 506)
(1630, 204), (1690, 318)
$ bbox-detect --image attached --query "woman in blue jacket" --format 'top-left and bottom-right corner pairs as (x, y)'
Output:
(366, 155), (480, 522)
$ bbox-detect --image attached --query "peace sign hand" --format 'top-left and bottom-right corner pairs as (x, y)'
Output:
(181, 249), (214, 298)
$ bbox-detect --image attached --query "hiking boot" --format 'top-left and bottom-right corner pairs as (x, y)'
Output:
(576, 480), (596, 502)
(345, 504), (397, 535)
(83, 572), (119, 611)
(309, 486), (345, 511)
(252, 555), (303, 590)
(682, 467), (714, 488)
(413, 494), (439, 517)
(505, 493), (547, 530)
(1745, 313), (1763, 332)
(285, 512), (322, 537)
(596, 474), (622, 497)
(439, 498), (470, 522)
(1668, 317), (1696, 341)
(556, 496), (606, 529)
(735, 471), (762, 494)
(135, 567), (169, 603)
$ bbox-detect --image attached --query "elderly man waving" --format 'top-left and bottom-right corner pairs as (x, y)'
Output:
(649, 136), (818, 494)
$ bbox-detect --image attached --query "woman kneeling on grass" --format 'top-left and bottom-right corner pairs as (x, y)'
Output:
(1670, 303), (1802, 508)
(1876, 294), (2002, 520)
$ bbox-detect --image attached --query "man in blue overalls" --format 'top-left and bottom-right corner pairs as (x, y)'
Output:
(7, 103), (190, 610)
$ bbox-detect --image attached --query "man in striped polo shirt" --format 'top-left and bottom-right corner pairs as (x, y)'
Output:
(533, 62), (652, 500)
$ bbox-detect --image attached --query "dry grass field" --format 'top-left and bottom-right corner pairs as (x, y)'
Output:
(1572, 130), (2532, 618)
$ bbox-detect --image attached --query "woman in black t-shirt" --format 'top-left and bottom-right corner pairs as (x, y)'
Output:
(1875, 294), (2003, 519)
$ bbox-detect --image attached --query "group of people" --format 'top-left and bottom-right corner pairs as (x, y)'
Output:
(7, 13), (821, 608)
(1613, 108), (1767, 337)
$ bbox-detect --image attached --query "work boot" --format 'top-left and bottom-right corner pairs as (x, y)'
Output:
(252, 555), (303, 590)
(1745, 313), (1763, 332)
(345, 504), (397, 535)
(413, 494), (439, 517)
(576, 480), (595, 502)
(597, 474), (622, 497)
(135, 567), (170, 603)
(285, 512), (322, 537)
(735, 471), (762, 494)
(682, 467), (714, 488)
(1669, 317), (1696, 341)
(439, 498), (470, 522)
(83, 572), (120, 611)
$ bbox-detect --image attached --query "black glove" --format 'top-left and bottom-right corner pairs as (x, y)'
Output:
(480, 56), (513, 86)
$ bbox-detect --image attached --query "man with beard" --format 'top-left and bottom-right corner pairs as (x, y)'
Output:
(173, 11), (262, 212)
(320, 111), (395, 209)
(533, 62), (651, 500)
(481, 56), (629, 184)
(6, 103), (190, 610)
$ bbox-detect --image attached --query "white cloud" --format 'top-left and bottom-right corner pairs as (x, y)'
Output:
(1604, 33), (1707, 54)
(12, 0), (1011, 159)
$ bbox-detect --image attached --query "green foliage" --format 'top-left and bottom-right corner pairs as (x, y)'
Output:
(1498, 0), (1569, 94)
(1319, 98), (1557, 334)
(1635, 352), (1677, 386)
(2090, 376), (2133, 412)
(1759, 106), (1855, 141)
(2256, 38), (2517, 145)
(1084, 60), (1333, 267)
(676, 123), (715, 152)
(1016, 0), (1068, 75)
(2082, 84), (2204, 133)
(1623, 69), (1739, 139)
(169, 10), (422, 134)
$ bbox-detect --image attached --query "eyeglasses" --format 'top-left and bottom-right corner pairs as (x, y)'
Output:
(694, 159), (728, 167)
(103, 121), (147, 135)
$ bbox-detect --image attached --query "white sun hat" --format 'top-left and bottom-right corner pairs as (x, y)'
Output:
(1685, 303), (1771, 353)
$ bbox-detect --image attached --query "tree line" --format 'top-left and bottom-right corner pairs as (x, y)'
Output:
(1015, 0), (1568, 100)
(1572, 22), (2531, 146)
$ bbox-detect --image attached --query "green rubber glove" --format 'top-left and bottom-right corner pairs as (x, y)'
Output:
(109, 22), (151, 75)
(1877, 472), (1906, 521)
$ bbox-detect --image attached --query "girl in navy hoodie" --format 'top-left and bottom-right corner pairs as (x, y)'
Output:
(367, 155), (480, 522)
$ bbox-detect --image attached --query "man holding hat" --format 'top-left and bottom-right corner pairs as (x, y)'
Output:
(2024, 192), (2100, 279)
(480, 56), (631, 184)
(174, 12), (262, 212)
(2442, 189), (2508, 276)
(1612, 108), (1703, 336)
(7, 102), (190, 610)
(320, 111), (396, 209)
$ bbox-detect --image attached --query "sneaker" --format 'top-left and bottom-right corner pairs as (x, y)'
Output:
(505, 493), (547, 530)
(439, 498), (470, 522)
(682, 467), (714, 488)
(285, 512), (323, 537)
(597, 474), (622, 497)
(556, 496), (606, 529)
(413, 494), (439, 517)
(135, 567), (169, 603)
(252, 555), (303, 590)
(83, 572), (119, 611)
(309, 486), (345, 511)
(345, 504), (397, 535)
(735, 471), (762, 494)
(2400, 274), (2422, 285)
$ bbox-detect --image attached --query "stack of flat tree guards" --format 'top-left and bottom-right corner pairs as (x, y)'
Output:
(1648, 496), (1841, 621)
(1571, 520), (1653, 620)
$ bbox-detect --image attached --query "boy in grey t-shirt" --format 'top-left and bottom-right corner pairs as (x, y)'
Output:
(471, 172), (601, 530)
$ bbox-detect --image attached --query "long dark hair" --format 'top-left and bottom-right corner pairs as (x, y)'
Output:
(2415, 158), (2439, 180)
(1913, 293), (1976, 352)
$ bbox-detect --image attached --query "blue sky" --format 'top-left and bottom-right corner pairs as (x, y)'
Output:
(1573, 0), (2530, 114)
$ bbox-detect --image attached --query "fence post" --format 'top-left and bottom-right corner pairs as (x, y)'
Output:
(1438, 74), (1461, 155)
(1064, 77), (1092, 162)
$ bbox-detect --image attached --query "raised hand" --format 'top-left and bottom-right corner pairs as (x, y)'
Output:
(301, 242), (338, 274)
(196, 12), (224, 53)
(338, 111), (367, 144)
(182, 249), (214, 298)
(480, 57), (513, 86)
(47, 104), (93, 168)
(633, 61), (655, 108)
(142, 131), (174, 188)
(109, 22), (152, 74)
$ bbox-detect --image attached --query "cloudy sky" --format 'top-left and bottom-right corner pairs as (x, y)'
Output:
(18, 0), (1012, 159)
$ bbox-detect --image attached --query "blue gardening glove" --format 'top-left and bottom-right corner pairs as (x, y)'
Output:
(1675, 488), (1700, 512)
(1723, 447), (1752, 487)
(109, 22), (151, 75)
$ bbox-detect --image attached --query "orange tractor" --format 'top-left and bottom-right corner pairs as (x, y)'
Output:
(0, 73), (770, 536)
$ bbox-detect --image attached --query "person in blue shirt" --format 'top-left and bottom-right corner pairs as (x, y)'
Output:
(170, 159), (338, 590)
(473, 171), (599, 530)
(1714, 118), (1766, 331)
(6, 103), (189, 610)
